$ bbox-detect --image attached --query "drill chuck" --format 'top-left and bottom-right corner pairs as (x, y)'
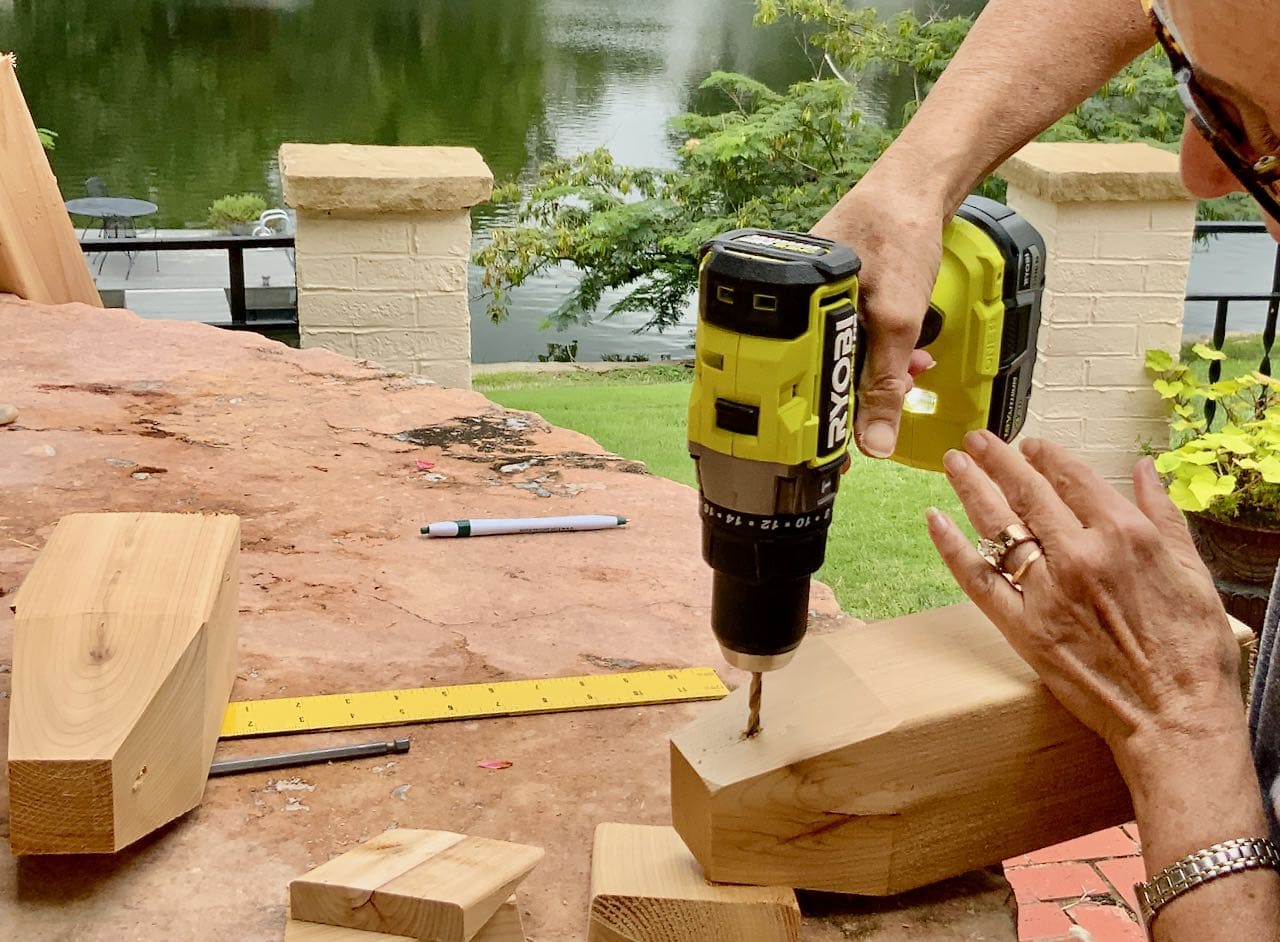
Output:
(694, 448), (845, 671)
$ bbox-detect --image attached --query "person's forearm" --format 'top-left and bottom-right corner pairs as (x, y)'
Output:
(871, 0), (1153, 213)
(1120, 724), (1280, 939)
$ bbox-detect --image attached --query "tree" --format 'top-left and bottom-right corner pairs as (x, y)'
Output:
(477, 0), (1248, 334)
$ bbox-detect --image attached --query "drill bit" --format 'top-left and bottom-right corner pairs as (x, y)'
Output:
(744, 671), (763, 738)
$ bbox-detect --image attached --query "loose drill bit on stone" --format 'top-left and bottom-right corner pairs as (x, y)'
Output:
(744, 671), (763, 738)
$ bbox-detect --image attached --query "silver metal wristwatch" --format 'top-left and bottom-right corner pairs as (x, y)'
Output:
(1135, 836), (1280, 931)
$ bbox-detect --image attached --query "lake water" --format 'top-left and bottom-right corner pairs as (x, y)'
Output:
(3, 0), (1274, 360)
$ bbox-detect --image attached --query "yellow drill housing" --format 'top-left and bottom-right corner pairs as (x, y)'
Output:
(688, 198), (1045, 673)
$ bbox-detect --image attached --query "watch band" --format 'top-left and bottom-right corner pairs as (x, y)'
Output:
(1135, 836), (1280, 929)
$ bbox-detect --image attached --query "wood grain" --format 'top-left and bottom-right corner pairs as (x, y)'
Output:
(285, 898), (523, 942)
(7, 512), (240, 854)
(671, 602), (1256, 895)
(0, 54), (100, 305)
(588, 823), (799, 942)
(290, 829), (542, 941)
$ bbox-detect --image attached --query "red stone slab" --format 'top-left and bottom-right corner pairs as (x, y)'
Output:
(0, 299), (1016, 942)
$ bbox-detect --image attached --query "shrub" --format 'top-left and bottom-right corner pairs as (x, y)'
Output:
(1146, 345), (1280, 525)
(207, 194), (268, 230)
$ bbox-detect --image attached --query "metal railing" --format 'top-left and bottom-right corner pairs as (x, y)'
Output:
(79, 233), (297, 332)
(1188, 221), (1280, 425)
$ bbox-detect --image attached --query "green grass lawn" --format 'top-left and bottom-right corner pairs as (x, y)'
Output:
(479, 368), (972, 621)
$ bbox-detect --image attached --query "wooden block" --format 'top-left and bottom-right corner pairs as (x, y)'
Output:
(285, 898), (523, 942)
(0, 55), (100, 306)
(7, 512), (240, 855)
(671, 602), (1255, 896)
(588, 823), (800, 942)
(290, 829), (542, 941)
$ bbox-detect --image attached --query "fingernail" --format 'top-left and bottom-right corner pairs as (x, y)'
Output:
(926, 506), (952, 535)
(923, 355), (938, 371)
(860, 421), (896, 459)
(943, 449), (969, 475)
(964, 429), (989, 454)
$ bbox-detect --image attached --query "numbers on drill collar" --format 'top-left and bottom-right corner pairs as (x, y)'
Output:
(701, 501), (833, 531)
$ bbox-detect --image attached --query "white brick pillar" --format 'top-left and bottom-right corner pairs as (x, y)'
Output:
(280, 144), (493, 388)
(998, 142), (1197, 494)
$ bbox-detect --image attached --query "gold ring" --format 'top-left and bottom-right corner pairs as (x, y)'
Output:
(977, 522), (1040, 571)
(1007, 545), (1044, 585)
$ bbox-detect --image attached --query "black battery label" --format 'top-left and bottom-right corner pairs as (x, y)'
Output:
(819, 302), (857, 459)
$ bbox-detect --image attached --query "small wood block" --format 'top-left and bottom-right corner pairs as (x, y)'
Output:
(285, 897), (523, 942)
(290, 830), (542, 941)
(671, 602), (1256, 896)
(7, 512), (240, 855)
(588, 823), (800, 942)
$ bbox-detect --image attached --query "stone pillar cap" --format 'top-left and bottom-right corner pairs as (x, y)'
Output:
(280, 143), (494, 214)
(998, 141), (1193, 203)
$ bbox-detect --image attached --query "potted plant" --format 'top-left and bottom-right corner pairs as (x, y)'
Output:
(1146, 344), (1280, 594)
(207, 193), (268, 236)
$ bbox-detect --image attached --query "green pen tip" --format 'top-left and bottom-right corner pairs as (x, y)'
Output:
(420, 526), (430, 534)
(618, 517), (628, 525)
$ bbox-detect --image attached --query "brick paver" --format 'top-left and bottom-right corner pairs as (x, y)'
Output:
(1004, 861), (1111, 902)
(1017, 901), (1076, 941)
(1096, 856), (1147, 911)
(1004, 824), (1147, 942)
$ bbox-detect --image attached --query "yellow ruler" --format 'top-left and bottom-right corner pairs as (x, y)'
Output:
(220, 667), (728, 739)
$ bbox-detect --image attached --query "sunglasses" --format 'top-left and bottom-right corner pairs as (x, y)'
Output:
(1144, 0), (1280, 224)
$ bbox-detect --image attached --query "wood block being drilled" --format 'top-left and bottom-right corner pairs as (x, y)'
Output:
(285, 897), (523, 942)
(671, 602), (1255, 895)
(588, 823), (800, 942)
(7, 512), (240, 855)
(289, 829), (542, 941)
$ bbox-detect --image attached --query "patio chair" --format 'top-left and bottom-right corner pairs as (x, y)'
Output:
(253, 208), (296, 268)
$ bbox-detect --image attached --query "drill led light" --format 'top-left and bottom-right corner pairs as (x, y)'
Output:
(903, 387), (939, 416)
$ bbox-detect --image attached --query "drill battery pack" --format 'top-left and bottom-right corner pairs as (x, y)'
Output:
(890, 195), (1046, 470)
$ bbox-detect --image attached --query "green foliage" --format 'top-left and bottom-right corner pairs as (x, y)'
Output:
(755, 0), (970, 118)
(37, 128), (57, 152)
(207, 193), (267, 230)
(1146, 346), (1280, 525)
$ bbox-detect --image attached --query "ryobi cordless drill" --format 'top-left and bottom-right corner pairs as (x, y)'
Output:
(687, 196), (1046, 734)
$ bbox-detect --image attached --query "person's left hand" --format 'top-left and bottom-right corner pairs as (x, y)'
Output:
(924, 431), (1244, 782)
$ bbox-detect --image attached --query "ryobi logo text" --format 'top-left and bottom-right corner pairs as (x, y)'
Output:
(820, 306), (857, 456)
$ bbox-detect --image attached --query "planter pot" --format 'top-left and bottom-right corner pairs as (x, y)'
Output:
(1187, 512), (1280, 586)
(226, 222), (257, 236)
